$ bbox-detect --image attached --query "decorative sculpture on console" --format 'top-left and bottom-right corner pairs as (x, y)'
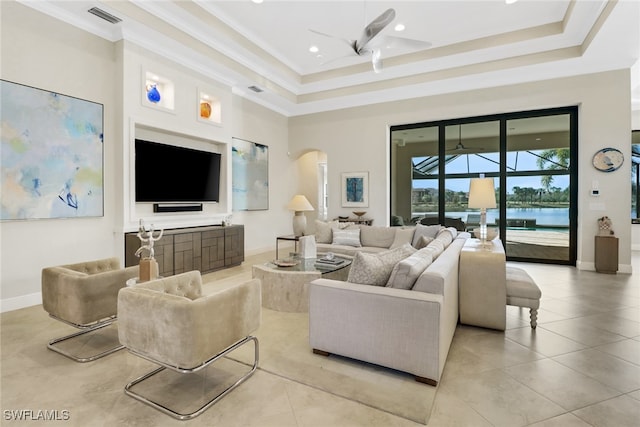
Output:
(135, 219), (164, 281)
(597, 216), (614, 236)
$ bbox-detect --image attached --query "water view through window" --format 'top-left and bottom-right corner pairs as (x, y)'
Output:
(391, 108), (576, 265)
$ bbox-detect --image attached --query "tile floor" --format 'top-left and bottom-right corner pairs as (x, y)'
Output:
(1, 249), (638, 426)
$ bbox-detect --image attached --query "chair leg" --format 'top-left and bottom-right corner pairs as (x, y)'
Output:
(124, 335), (259, 420)
(47, 315), (123, 362)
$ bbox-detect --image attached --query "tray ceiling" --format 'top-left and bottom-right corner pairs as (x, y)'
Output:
(21, 0), (640, 116)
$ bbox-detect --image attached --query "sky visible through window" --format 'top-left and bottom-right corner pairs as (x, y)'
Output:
(413, 150), (569, 193)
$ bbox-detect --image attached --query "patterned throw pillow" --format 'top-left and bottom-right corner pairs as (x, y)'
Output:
(332, 228), (361, 247)
(347, 244), (416, 286)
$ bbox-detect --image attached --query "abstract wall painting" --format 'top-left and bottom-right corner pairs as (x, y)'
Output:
(231, 137), (269, 210)
(1, 80), (104, 220)
(341, 172), (369, 208)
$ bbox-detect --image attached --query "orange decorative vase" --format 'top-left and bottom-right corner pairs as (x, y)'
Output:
(200, 101), (212, 119)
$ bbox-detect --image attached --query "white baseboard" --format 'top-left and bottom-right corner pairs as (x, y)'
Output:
(576, 261), (632, 274)
(1, 292), (42, 313)
(576, 261), (595, 271)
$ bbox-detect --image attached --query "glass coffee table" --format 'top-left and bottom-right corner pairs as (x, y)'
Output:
(252, 255), (352, 313)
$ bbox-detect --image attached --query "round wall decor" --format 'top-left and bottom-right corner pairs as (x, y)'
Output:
(592, 147), (624, 172)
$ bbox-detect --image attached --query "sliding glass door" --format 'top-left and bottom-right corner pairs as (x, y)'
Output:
(390, 107), (577, 265)
(504, 114), (574, 262)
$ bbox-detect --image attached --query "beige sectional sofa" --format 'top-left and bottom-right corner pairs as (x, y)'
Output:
(308, 221), (470, 386)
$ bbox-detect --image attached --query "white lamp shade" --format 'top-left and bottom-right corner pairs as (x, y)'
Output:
(286, 195), (314, 212)
(468, 178), (496, 209)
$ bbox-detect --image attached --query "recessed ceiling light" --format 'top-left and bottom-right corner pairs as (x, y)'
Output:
(252, 0), (264, 4)
(309, 45), (319, 53)
(505, 0), (519, 4)
(394, 23), (405, 32)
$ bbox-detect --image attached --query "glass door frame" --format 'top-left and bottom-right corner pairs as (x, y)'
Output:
(390, 106), (578, 266)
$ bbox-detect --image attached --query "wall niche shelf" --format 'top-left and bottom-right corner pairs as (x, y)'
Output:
(142, 70), (175, 112)
(197, 89), (222, 125)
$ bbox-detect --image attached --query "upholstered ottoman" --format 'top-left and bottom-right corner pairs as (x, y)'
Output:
(506, 266), (542, 328)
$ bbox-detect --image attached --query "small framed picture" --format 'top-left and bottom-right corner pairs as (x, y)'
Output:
(341, 172), (369, 207)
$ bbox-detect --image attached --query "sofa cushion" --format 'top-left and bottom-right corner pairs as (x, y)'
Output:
(389, 227), (415, 249)
(347, 244), (416, 286)
(386, 251), (433, 290)
(332, 228), (361, 247)
(412, 224), (442, 247)
(438, 226), (458, 240)
(360, 226), (397, 248)
(422, 239), (447, 260)
(434, 229), (454, 247)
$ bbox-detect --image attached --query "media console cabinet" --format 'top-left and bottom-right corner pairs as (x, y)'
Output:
(125, 224), (244, 276)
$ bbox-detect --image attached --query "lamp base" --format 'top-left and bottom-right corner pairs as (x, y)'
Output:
(292, 212), (307, 237)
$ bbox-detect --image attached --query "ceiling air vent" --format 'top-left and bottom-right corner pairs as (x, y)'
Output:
(248, 85), (264, 93)
(88, 7), (122, 24)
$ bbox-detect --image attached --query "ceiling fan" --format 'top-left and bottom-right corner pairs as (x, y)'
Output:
(446, 126), (485, 153)
(310, 8), (431, 73)
(447, 142), (485, 153)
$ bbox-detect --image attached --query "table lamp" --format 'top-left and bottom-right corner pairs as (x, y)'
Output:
(468, 177), (496, 246)
(286, 195), (314, 236)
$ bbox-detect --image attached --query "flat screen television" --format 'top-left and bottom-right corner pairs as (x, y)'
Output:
(135, 139), (221, 203)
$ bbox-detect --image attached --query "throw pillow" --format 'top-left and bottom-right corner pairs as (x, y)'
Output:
(360, 226), (397, 248)
(332, 228), (361, 247)
(347, 244), (416, 286)
(415, 235), (434, 250)
(386, 252), (433, 290)
(389, 227), (415, 249)
(411, 224), (442, 248)
(314, 220), (336, 243)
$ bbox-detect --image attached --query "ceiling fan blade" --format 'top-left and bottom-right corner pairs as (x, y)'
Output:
(371, 48), (383, 73)
(355, 8), (395, 54)
(309, 29), (355, 52)
(377, 35), (432, 51)
(446, 143), (485, 153)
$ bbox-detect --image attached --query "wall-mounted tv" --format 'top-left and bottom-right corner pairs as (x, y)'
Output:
(135, 139), (221, 203)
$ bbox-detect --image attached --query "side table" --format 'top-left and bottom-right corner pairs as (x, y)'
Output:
(275, 235), (300, 259)
(595, 235), (618, 273)
(459, 238), (507, 330)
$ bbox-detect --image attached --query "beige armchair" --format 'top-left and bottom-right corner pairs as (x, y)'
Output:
(41, 257), (139, 362)
(118, 271), (262, 420)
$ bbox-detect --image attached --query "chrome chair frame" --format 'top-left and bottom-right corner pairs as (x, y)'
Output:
(47, 314), (124, 362)
(124, 335), (259, 420)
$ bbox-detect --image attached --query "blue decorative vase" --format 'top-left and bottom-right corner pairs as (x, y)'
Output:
(146, 85), (161, 103)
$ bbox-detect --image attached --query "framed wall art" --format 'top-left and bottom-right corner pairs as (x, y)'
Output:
(1, 80), (104, 220)
(341, 171), (369, 208)
(232, 137), (269, 210)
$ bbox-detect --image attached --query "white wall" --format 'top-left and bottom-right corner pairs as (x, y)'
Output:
(289, 70), (634, 272)
(0, 2), (294, 311)
(1, 2), (120, 310)
(230, 96), (293, 255)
